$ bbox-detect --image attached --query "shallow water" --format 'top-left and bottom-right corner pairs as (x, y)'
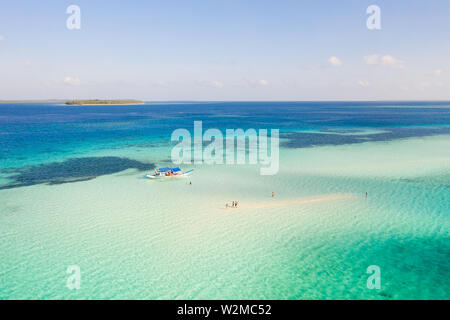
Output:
(0, 102), (449, 299)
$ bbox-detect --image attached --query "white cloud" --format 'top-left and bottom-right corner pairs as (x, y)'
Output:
(433, 69), (443, 77)
(364, 54), (405, 69)
(380, 55), (405, 68)
(211, 80), (224, 88)
(328, 56), (343, 67)
(244, 79), (270, 87)
(363, 54), (379, 65)
(63, 76), (81, 86)
(196, 80), (225, 88)
(358, 80), (370, 87)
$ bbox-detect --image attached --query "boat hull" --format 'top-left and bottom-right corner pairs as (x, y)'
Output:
(146, 169), (193, 180)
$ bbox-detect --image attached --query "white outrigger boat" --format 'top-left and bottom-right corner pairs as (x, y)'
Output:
(146, 167), (194, 180)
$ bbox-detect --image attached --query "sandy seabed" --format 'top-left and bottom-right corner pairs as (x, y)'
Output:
(0, 135), (449, 299)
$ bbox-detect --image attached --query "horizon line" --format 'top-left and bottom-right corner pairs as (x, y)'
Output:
(1, 99), (450, 103)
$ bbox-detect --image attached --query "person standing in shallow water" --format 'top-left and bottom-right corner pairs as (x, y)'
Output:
(272, 192), (275, 198)
(366, 192), (368, 198)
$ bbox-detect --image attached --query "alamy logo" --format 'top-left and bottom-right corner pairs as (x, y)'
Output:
(66, 265), (81, 290)
(366, 265), (381, 289)
(366, 5), (381, 30)
(66, 5), (81, 30)
(171, 121), (279, 175)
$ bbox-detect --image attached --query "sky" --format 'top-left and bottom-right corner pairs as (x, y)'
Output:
(0, 0), (449, 101)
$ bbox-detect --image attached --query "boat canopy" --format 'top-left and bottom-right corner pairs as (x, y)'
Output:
(157, 167), (181, 172)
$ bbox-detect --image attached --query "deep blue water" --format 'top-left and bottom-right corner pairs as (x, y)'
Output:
(1, 101), (450, 188)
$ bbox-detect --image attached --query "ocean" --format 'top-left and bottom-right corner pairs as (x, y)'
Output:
(0, 101), (449, 299)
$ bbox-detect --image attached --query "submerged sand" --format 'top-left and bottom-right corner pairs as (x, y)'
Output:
(0, 135), (449, 299)
(226, 193), (354, 210)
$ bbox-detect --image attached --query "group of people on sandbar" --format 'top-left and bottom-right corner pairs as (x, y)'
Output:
(226, 201), (239, 209)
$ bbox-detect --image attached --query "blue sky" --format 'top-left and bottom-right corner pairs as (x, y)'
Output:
(0, 0), (449, 100)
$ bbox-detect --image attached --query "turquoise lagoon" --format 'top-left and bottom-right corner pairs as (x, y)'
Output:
(0, 102), (449, 299)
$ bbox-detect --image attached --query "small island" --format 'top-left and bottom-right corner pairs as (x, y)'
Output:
(66, 99), (145, 105)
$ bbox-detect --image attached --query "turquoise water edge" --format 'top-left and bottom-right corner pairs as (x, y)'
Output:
(0, 102), (449, 299)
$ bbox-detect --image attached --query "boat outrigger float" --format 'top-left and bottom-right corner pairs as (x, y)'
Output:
(146, 167), (194, 179)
